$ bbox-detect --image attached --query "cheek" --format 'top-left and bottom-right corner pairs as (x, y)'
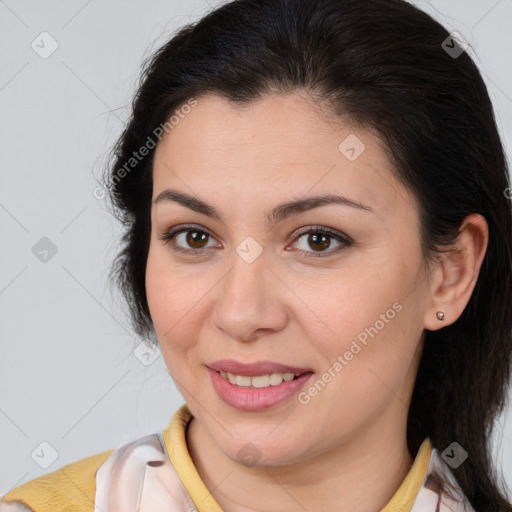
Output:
(145, 244), (211, 361)
(317, 292), (420, 411)
(145, 246), (170, 325)
(145, 256), (193, 382)
(303, 269), (398, 345)
(145, 245), (190, 344)
(308, 263), (417, 387)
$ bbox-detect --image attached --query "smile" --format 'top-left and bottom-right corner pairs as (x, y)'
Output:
(208, 367), (313, 411)
(218, 370), (301, 388)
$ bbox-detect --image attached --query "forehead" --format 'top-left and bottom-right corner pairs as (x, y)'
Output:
(152, 92), (416, 220)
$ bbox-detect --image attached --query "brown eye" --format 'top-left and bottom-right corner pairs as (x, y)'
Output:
(292, 227), (352, 258)
(157, 225), (219, 255)
(304, 233), (332, 252)
(184, 230), (209, 249)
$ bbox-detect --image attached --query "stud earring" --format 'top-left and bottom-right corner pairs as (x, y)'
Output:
(436, 311), (445, 321)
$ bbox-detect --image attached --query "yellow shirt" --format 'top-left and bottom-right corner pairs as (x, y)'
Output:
(1, 404), (432, 512)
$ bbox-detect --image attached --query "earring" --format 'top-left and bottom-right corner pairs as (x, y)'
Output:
(436, 311), (445, 321)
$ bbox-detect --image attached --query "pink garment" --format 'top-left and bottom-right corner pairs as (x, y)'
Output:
(93, 433), (198, 512)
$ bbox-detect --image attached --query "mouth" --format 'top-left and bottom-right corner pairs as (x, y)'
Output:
(216, 369), (305, 388)
(206, 359), (314, 410)
(207, 359), (313, 379)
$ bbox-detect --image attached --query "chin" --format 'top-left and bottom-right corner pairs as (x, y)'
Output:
(219, 436), (305, 469)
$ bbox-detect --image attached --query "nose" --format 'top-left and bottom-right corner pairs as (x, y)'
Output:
(212, 247), (288, 343)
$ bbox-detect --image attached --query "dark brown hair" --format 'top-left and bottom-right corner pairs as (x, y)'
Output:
(102, 0), (512, 509)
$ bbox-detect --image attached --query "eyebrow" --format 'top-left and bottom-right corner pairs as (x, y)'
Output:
(153, 188), (374, 225)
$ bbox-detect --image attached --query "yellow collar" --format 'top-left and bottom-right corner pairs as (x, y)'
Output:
(162, 403), (432, 512)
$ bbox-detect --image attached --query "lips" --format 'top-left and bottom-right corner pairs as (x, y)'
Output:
(207, 367), (314, 411)
(207, 359), (313, 377)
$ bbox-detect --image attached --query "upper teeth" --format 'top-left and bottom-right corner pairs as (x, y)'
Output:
(219, 371), (299, 388)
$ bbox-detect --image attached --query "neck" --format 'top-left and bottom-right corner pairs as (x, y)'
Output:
(186, 408), (415, 512)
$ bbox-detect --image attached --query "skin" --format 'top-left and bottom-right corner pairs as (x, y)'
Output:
(145, 91), (488, 512)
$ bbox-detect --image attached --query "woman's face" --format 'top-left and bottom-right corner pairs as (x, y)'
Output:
(146, 92), (431, 466)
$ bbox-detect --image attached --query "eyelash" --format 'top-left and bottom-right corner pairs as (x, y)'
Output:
(157, 224), (353, 259)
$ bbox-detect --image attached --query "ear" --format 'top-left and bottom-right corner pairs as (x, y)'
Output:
(423, 213), (489, 331)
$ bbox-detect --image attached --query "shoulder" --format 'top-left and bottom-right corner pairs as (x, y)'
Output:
(0, 447), (115, 512)
(0, 430), (185, 512)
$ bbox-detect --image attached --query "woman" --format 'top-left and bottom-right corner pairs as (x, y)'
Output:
(2, 0), (511, 510)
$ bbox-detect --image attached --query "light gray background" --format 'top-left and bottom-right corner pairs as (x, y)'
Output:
(1, 0), (511, 498)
